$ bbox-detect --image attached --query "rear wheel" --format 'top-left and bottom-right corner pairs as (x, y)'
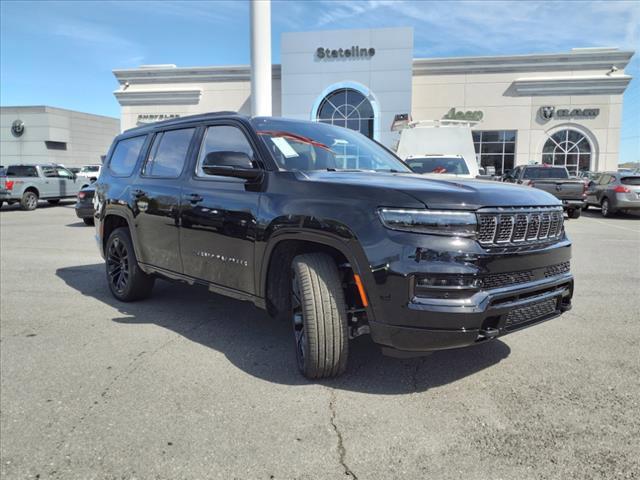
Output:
(47, 199), (60, 205)
(601, 198), (614, 217)
(568, 208), (581, 219)
(20, 191), (38, 211)
(105, 227), (155, 301)
(291, 253), (349, 379)
(83, 217), (95, 226)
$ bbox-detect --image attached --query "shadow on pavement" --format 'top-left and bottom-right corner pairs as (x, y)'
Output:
(56, 263), (511, 394)
(0, 200), (76, 212)
(581, 208), (640, 221)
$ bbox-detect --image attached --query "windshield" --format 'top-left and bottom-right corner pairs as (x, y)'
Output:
(81, 166), (100, 172)
(252, 118), (411, 173)
(406, 157), (470, 175)
(523, 167), (569, 179)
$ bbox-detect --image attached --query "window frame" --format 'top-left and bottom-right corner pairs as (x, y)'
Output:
(141, 127), (197, 180)
(472, 130), (517, 176)
(107, 134), (149, 178)
(192, 121), (264, 183)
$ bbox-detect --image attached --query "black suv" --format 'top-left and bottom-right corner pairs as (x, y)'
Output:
(95, 112), (574, 378)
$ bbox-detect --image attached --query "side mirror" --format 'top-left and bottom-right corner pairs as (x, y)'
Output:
(202, 151), (262, 180)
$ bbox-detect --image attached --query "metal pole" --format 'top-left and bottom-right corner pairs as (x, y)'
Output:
(250, 0), (272, 116)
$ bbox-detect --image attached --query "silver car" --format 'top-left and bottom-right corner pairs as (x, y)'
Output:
(585, 172), (640, 217)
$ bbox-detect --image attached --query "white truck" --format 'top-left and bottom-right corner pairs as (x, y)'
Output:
(395, 120), (480, 179)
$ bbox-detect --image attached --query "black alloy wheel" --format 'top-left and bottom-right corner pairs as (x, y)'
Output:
(107, 236), (130, 297)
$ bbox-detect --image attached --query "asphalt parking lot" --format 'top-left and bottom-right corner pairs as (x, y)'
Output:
(1, 202), (639, 480)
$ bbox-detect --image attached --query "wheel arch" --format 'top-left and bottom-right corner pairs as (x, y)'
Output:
(101, 210), (145, 267)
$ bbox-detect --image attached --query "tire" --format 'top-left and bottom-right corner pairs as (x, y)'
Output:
(583, 204), (589, 211)
(105, 227), (155, 302)
(83, 217), (95, 226)
(47, 199), (60, 205)
(601, 198), (614, 218)
(568, 208), (581, 219)
(291, 253), (349, 379)
(20, 191), (38, 211)
(0, 201), (3, 209)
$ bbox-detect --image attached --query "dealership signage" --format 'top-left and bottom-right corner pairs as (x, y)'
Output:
(538, 106), (600, 121)
(443, 108), (483, 122)
(316, 46), (375, 59)
(11, 119), (25, 137)
(136, 114), (180, 125)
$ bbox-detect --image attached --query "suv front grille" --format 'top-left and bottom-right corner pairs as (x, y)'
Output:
(505, 298), (558, 329)
(481, 270), (534, 290)
(477, 207), (564, 247)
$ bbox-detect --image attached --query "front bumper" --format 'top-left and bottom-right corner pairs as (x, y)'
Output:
(370, 274), (573, 355)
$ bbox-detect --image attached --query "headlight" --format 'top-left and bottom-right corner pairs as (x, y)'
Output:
(377, 208), (477, 237)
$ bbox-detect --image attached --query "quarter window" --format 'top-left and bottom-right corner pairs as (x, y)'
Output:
(144, 128), (195, 178)
(196, 125), (256, 177)
(109, 136), (146, 176)
(472, 130), (516, 175)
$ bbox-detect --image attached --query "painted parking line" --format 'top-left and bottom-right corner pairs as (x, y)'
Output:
(580, 216), (640, 233)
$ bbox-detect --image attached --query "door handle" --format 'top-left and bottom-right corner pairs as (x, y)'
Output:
(188, 193), (203, 204)
(132, 189), (145, 198)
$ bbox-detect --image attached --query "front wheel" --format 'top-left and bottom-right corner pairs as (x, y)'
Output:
(83, 217), (95, 226)
(291, 253), (349, 379)
(20, 191), (38, 211)
(568, 208), (581, 219)
(105, 227), (155, 301)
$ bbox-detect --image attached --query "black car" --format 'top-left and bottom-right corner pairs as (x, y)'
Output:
(94, 112), (574, 379)
(75, 184), (95, 225)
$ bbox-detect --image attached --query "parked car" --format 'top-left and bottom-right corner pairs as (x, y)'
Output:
(68, 167), (81, 175)
(76, 164), (102, 185)
(503, 165), (586, 218)
(405, 155), (471, 177)
(94, 112), (573, 379)
(585, 172), (640, 217)
(75, 184), (95, 225)
(0, 164), (83, 210)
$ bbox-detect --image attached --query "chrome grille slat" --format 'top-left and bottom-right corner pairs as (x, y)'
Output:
(476, 207), (563, 247)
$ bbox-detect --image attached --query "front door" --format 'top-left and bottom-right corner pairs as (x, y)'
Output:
(179, 123), (262, 295)
(133, 127), (197, 273)
(54, 166), (81, 197)
(39, 166), (60, 198)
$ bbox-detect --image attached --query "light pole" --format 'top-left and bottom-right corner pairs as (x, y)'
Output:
(250, 0), (272, 116)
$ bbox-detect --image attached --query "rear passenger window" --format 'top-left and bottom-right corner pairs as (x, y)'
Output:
(144, 128), (195, 178)
(109, 136), (146, 176)
(6, 166), (38, 177)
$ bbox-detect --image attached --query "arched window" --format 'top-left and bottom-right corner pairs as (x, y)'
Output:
(542, 129), (592, 175)
(316, 88), (374, 139)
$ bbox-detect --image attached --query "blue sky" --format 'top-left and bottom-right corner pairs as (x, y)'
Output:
(1, 0), (638, 162)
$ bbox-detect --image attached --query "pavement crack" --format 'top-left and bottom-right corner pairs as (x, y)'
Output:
(328, 390), (357, 480)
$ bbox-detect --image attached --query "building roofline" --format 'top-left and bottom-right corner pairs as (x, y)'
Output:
(412, 49), (635, 75)
(0, 105), (119, 121)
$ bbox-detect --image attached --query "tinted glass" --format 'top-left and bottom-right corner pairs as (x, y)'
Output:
(407, 157), (470, 175)
(55, 167), (73, 178)
(621, 177), (640, 186)
(6, 166), (38, 177)
(253, 117), (411, 173)
(522, 167), (569, 179)
(197, 125), (256, 177)
(145, 128), (195, 178)
(109, 136), (146, 176)
(42, 166), (57, 177)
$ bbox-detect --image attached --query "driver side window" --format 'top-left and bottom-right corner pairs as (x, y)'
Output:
(196, 125), (256, 177)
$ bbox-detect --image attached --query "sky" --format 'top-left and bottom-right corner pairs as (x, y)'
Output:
(1, 0), (638, 162)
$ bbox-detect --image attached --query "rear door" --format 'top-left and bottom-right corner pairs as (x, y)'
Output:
(133, 127), (197, 273)
(179, 122), (262, 294)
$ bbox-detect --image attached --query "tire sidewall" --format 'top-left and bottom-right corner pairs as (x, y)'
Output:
(105, 227), (150, 301)
(21, 191), (38, 211)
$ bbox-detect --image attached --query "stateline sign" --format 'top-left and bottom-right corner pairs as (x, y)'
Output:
(316, 46), (376, 59)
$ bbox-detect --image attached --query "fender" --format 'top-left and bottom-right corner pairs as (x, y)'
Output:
(258, 227), (377, 322)
(100, 202), (148, 270)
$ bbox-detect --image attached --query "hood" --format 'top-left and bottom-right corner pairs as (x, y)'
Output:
(299, 171), (561, 210)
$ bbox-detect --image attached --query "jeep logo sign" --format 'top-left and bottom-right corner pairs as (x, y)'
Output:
(539, 106), (600, 121)
(316, 46), (375, 59)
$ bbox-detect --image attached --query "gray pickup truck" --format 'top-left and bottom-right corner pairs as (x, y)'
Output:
(0, 164), (85, 210)
(503, 165), (586, 218)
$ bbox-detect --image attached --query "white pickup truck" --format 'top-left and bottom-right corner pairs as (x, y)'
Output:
(0, 164), (84, 210)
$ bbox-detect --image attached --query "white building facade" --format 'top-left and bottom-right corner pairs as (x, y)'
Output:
(1, 106), (119, 168)
(112, 27), (634, 174)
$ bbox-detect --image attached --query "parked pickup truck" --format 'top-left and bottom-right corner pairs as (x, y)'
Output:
(0, 164), (84, 210)
(94, 112), (574, 379)
(503, 165), (586, 218)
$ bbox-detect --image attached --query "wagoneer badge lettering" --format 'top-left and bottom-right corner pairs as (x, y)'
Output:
(194, 250), (248, 267)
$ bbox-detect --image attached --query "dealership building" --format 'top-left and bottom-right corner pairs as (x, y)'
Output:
(1, 106), (119, 168)
(112, 27), (634, 174)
